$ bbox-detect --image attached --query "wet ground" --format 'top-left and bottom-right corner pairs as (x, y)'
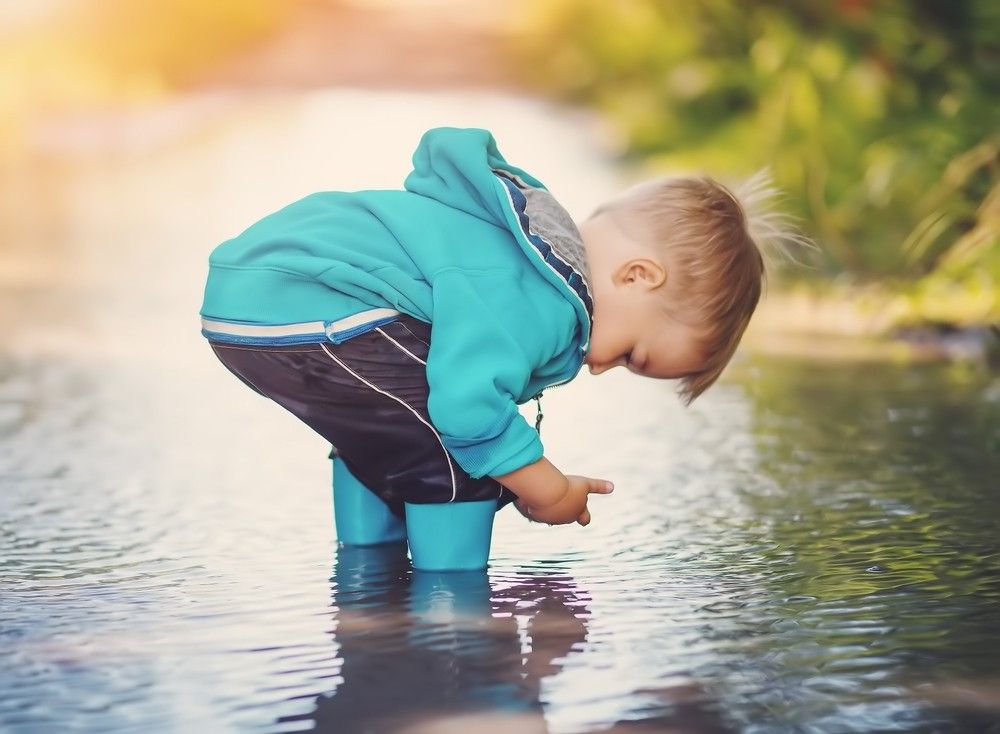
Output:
(2, 89), (999, 733)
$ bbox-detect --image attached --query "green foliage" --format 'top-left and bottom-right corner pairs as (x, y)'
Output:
(512, 0), (999, 317)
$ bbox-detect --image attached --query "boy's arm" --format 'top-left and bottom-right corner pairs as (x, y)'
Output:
(423, 270), (547, 478)
(421, 269), (615, 523)
(493, 457), (614, 526)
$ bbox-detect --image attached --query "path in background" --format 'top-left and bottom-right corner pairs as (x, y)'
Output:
(192, 0), (526, 92)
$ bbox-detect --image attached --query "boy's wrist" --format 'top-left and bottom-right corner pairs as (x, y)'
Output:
(492, 456), (569, 510)
(504, 469), (613, 526)
(522, 492), (580, 525)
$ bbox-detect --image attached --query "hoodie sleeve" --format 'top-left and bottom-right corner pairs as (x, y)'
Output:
(424, 268), (545, 479)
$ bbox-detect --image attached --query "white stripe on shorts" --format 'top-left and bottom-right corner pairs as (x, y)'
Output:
(319, 342), (457, 503)
(375, 327), (427, 365)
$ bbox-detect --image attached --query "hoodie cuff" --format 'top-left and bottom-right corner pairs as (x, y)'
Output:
(441, 410), (544, 479)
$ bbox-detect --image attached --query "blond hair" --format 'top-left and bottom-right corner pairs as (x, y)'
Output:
(591, 170), (814, 406)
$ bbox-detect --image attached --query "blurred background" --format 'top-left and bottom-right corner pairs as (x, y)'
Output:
(1, 2), (998, 733)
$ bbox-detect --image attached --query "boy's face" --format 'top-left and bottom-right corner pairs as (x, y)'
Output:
(580, 211), (708, 381)
(585, 284), (707, 380)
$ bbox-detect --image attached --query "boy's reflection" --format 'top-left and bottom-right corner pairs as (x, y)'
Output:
(281, 544), (733, 734)
(284, 542), (590, 733)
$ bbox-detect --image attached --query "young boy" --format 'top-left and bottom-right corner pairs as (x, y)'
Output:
(200, 126), (774, 528)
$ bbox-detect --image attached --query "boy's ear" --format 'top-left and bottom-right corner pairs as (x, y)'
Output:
(615, 258), (667, 290)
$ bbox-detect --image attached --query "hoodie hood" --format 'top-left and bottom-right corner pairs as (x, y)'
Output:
(403, 127), (594, 355)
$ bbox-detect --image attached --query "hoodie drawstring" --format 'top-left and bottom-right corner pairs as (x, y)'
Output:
(533, 391), (544, 437)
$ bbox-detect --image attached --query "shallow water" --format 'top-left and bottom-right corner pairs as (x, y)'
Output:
(2, 90), (999, 733)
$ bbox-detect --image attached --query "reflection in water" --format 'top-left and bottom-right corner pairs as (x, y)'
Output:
(296, 545), (560, 732)
(281, 546), (732, 734)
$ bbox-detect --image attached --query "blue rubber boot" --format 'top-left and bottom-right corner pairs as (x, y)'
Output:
(404, 499), (498, 571)
(332, 456), (407, 546)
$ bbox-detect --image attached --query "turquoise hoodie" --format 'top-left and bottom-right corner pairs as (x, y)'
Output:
(200, 126), (594, 479)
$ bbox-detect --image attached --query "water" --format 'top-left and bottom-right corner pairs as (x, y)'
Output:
(2, 89), (999, 733)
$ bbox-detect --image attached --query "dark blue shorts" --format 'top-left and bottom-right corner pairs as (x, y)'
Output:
(207, 314), (516, 519)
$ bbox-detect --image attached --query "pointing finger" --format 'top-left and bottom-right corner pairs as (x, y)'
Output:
(589, 480), (614, 494)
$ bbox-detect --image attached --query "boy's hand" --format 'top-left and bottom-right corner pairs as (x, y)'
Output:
(494, 457), (613, 526)
(516, 475), (614, 526)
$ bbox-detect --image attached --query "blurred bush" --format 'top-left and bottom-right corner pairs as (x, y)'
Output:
(511, 0), (998, 324)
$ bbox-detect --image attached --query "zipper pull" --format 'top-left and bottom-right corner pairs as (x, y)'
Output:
(533, 392), (544, 436)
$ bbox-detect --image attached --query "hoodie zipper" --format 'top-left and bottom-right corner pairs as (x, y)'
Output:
(531, 351), (589, 437)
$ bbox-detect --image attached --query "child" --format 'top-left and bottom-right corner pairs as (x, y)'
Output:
(200, 126), (791, 528)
